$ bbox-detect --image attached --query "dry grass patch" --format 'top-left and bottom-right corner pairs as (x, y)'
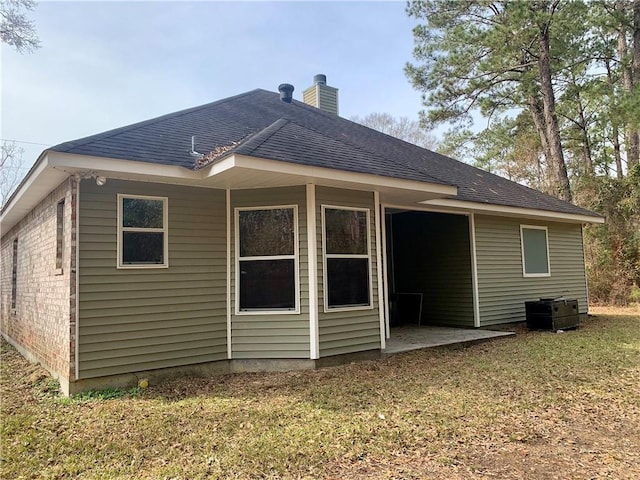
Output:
(2, 308), (639, 479)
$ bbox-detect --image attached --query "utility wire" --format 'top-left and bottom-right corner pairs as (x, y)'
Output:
(0, 138), (51, 146)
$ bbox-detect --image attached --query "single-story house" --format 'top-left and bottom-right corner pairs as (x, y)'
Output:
(1, 75), (604, 395)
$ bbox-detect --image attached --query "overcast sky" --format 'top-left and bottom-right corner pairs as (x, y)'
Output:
(2, 0), (431, 179)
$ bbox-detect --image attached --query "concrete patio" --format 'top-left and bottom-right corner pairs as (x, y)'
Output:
(382, 326), (515, 354)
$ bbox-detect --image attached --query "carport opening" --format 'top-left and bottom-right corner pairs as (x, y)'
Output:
(384, 209), (475, 333)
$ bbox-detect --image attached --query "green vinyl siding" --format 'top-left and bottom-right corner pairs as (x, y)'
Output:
(317, 187), (380, 357)
(475, 215), (588, 325)
(230, 187), (310, 359)
(78, 179), (227, 379)
(391, 212), (474, 327)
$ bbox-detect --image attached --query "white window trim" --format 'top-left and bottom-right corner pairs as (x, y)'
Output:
(520, 224), (551, 278)
(322, 204), (374, 313)
(234, 204), (300, 315)
(117, 194), (169, 269)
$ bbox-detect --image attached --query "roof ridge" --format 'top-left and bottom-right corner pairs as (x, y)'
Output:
(234, 118), (291, 155)
(194, 118), (292, 170)
(50, 89), (265, 153)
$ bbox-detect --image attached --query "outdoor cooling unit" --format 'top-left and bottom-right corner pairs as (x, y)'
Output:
(525, 298), (580, 331)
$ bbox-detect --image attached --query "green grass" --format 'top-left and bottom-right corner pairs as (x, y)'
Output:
(58, 387), (142, 404)
(2, 308), (639, 479)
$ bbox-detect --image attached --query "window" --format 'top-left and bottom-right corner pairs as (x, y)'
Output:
(520, 225), (550, 277)
(236, 206), (298, 313)
(117, 194), (168, 268)
(322, 206), (372, 310)
(11, 238), (18, 309)
(56, 200), (64, 269)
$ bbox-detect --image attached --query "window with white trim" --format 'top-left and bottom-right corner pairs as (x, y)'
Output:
(322, 206), (372, 310)
(118, 194), (168, 268)
(520, 225), (550, 277)
(236, 206), (299, 313)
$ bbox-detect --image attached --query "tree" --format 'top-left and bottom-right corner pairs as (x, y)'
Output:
(405, 1), (640, 304)
(1, 141), (26, 207)
(405, 0), (593, 201)
(0, 0), (40, 53)
(350, 112), (438, 149)
(438, 113), (551, 194)
(582, 164), (640, 304)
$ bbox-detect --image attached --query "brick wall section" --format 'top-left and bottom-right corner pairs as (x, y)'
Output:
(1, 177), (76, 383)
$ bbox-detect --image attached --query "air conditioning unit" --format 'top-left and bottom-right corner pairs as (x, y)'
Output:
(525, 298), (580, 331)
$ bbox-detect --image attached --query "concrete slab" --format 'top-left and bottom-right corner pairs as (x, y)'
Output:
(382, 326), (515, 355)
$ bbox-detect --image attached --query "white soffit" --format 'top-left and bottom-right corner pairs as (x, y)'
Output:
(1, 151), (459, 234)
(422, 198), (605, 224)
(201, 154), (458, 200)
(1, 154), (66, 234)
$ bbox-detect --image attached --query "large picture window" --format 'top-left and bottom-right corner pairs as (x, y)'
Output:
(520, 225), (550, 277)
(322, 206), (372, 310)
(118, 194), (168, 268)
(236, 206), (299, 313)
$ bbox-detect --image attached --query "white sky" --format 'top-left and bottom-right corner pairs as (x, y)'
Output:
(1, 0), (430, 179)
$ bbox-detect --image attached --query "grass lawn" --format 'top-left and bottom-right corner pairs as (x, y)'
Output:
(2, 306), (639, 479)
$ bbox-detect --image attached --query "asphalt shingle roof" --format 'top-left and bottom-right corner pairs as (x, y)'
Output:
(50, 88), (597, 217)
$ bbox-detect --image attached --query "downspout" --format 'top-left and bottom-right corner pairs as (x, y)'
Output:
(73, 175), (80, 381)
(226, 188), (232, 359)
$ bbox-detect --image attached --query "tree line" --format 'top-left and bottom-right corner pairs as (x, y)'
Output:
(405, 0), (640, 304)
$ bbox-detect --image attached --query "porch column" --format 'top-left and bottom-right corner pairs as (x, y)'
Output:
(469, 213), (481, 327)
(306, 184), (319, 359)
(374, 192), (386, 349)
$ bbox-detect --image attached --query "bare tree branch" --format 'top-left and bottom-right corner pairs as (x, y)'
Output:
(0, 0), (40, 53)
(350, 113), (438, 150)
(1, 141), (26, 207)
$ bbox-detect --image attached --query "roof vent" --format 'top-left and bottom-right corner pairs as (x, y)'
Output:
(303, 74), (339, 115)
(278, 83), (294, 103)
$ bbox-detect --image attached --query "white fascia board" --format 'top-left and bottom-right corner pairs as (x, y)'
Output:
(1, 153), (69, 234)
(2, 152), (50, 217)
(243, 154), (458, 195)
(2, 151), (205, 235)
(422, 198), (605, 224)
(208, 154), (458, 197)
(46, 151), (201, 182)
